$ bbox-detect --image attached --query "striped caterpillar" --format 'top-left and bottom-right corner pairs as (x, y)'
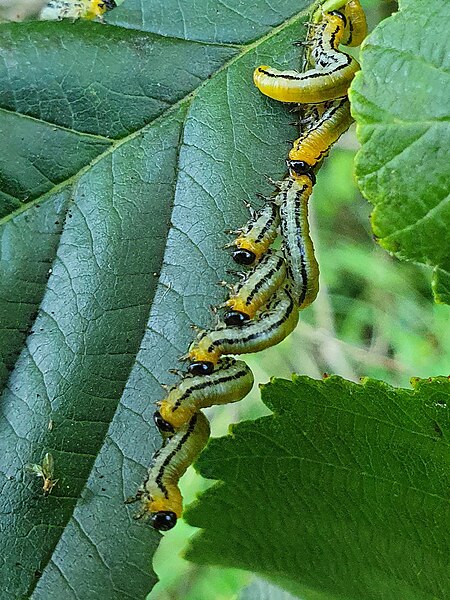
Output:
(288, 97), (352, 179)
(221, 250), (287, 325)
(227, 200), (280, 266)
(131, 411), (210, 531)
(154, 357), (254, 432)
(40, 0), (116, 19)
(253, 11), (359, 104)
(187, 284), (299, 375)
(279, 174), (319, 308)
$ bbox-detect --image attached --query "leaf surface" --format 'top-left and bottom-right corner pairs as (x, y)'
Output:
(186, 376), (450, 600)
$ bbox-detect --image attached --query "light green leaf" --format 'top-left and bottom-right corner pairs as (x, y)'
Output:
(0, 2), (315, 598)
(350, 0), (450, 304)
(186, 376), (450, 600)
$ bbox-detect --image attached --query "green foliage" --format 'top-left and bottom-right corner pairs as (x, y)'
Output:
(1, 0), (449, 599)
(186, 376), (450, 600)
(350, 0), (450, 303)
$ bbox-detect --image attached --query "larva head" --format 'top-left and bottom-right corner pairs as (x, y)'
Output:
(188, 361), (214, 376)
(153, 411), (175, 435)
(223, 310), (250, 326)
(232, 248), (256, 265)
(287, 160), (316, 185)
(151, 511), (177, 531)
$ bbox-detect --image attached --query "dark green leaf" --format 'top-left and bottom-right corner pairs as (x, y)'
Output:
(186, 376), (450, 600)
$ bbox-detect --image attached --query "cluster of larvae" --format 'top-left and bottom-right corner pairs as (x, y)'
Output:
(131, 0), (367, 532)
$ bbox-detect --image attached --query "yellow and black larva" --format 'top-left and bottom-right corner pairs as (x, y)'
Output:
(133, 0), (368, 532)
(279, 174), (319, 308)
(134, 411), (210, 531)
(253, 11), (359, 104)
(288, 96), (352, 179)
(228, 200), (280, 266)
(187, 284), (299, 375)
(222, 250), (287, 325)
(40, 0), (116, 20)
(154, 357), (254, 432)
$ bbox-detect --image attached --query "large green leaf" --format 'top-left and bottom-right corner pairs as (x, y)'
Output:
(186, 376), (450, 600)
(0, 2), (315, 598)
(350, 0), (450, 304)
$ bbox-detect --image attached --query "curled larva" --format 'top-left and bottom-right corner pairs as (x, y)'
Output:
(222, 250), (287, 325)
(154, 357), (254, 431)
(279, 175), (319, 308)
(253, 11), (359, 104)
(134, 411), (210, 531)
(187, 284), (299, 375)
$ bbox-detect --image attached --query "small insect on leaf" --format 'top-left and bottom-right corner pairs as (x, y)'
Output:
(25, 452), (59, 496)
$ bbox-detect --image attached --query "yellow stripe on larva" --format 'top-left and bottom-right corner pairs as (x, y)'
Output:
(188, 284), (299, 368)
(279, 175), (319, 309)
(137, 411), (210, 531)
(157, 357), (254, 430)
(253, 12), (359, 104)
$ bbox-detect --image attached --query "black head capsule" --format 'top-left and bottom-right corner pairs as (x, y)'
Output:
(151, 511), (177, 531)
(188, 361), (214, 376)
(223, 310), (250, 326)
(287, 160), (316, 185)
(153, 411), (175, 435)
(232, 249), (256, 265)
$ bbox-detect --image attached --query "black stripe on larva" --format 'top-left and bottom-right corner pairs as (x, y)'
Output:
(245, 262), (280, 306)
(172, 364), (250, 411)
(254, 203), (278, 244)
(206, 291), (295, 353)
(257, 51), (351, 82)
(155, 413), (198, 498)
(293, 189), (309, 305)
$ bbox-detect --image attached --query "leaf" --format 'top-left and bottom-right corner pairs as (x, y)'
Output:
(0, 2), (316, 598)
(185, 376), (450, 600)
(239, 577), (302, 600)
(350, 0), (450, 304)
